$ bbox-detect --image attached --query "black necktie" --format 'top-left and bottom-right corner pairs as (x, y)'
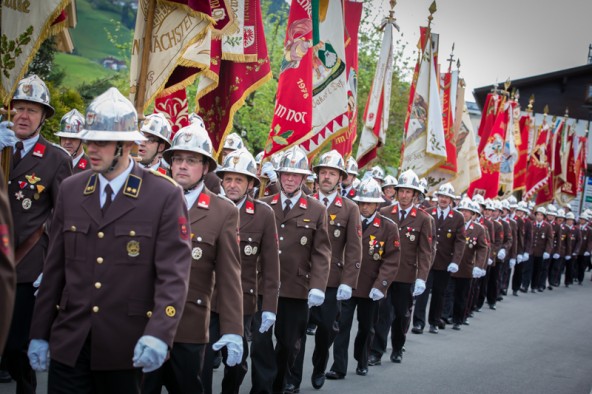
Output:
(438, 211), (444, 226)
(283, 200), (292, 217)
(362, 218), (370, 231)
(102, 184), (113, 216)
(323, 197), (329, 207)
(400, 210), (406, 222)
(341, 188), (346, 196)
(13, 141), (23, 168)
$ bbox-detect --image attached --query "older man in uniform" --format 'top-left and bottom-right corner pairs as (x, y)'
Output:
(326, 177), (400, 378)
(55, 109), (90, 173)
(27, 88), (190, 394)
(340, 157), (359, 199)
(197, 149), (280, 394)
(137, 113), (172, 175)
(261, 146), (331, 393)
(414, 183), (465, 334)
(285, 150), (362, 391)
(141, 124), (243, 394)
(529, 206), (553, 292)
(1, 75), (72, 393)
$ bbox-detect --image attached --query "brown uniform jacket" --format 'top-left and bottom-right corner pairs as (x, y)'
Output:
(72, 153), (90, 174)
(30, 164), (191, 370)
(9, 136), (72, 282)
(177, 187), (243, 344)
(479, 217), (494, 265)
(263, 193), (331, 299)
(531, 220), (553, 257)
(505, 217), (518, 260)
(313, 193), (362, 289)
(565, 226), (581, 258)
(381, 204), (432, 283)
(515, 216), (525, 255)
(452, 221), (488, 278)
(352, 214), (400, 298)
(0, 171), (15, 351)
(522, 217), (533, 255)
(576, 225), (592, 255)
(430, 208), (466, 270)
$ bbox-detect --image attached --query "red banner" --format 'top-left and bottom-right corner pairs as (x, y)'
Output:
(524, 120), (551, 201)
(477, 92), (501, 140)
(263, 1), (313, 159)
(561, 128), (578, 197)
(513, 113), (531, 191)
(197, 0), (272, 159)
(437, 71), (457, 173)
(154, 89), (190, 138)
(331, 0), (363, 160)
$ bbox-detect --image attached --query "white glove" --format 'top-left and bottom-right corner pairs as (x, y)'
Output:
(261, 162), (278, 183)
(413, 279), (426, 296)
(543, 252), (550, 260)
(585, 251), (591, 257)
(259, 311), (276, 333)
(0, 121), (18, 149)
(27, 339), (49, 372)
(33, 273), (43, 297)
(212, 333), (243, 367)
(472, 267), (480, 278)
(369, 288), (384, 301)
(522, 252), (529, 261)
(565, 255), (571, 261)
(447, 262), (459, 273)
(497, 248), (506, 260)
(132, 335), (168, 372)
(479, 268), (487, 278)
(487, 258), (493, 266)
(307, 288), (325, 308)
(552, 253), (560, 259)
(509, 259), (516, 269)
(516, 254), (523, 263)
(336, 284), (352, 301)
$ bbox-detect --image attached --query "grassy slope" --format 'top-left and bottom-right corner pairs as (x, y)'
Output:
(53, 52), (116, 89)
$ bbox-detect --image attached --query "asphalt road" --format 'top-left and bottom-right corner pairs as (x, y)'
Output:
(2, 276), (592, 394)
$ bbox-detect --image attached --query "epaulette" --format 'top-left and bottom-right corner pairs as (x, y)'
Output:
(149, 169), (177, 186)
(84, 173), (98, 195)
(123, 174), (142, 198)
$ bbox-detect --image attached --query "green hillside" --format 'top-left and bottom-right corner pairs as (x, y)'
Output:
(70, 0), (133, 61)
(53, 52), (116, 89)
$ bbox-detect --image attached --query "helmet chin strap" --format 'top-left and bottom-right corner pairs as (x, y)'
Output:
(102, 142), (124, 175)
(183, 164), (207, 194)
(71, 140), (83, 159)
(22, 115), (46, 140)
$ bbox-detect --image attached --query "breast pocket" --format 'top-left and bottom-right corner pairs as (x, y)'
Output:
(63, 221), (90, 260)
(296, 219), (317, 247)
(190, 234), (216, 267)
(114, 224), (152, 264)
(240, 232), (262, 258)
(330, 219), (347, 241)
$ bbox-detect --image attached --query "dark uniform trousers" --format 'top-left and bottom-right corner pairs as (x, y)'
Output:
(520, 256), (534, 290)
(451, 277), (471, 324)
(287, 287), (340, 387)
(486, 261), (501, 306)
(48, 335), (141, 394)
(330, 297), (379, 374)
(539, 257), (552, 290)
(548, 257), (562, 287)
(426, 270), (451, 326)
(412, 270), (434, 329)
(369, 287), (394, 359)
(388, 282), (414, 353)
(563, 257), (574, 286)
(466, 278), (481, 315)
(250, 298), (276, 394)
(531, 256), (545, 291)
(201, 312), (251, 394)
(576, 255), (589, 284)
(511, 261), (523, 292)
(475, 274), (488, 310)
(442, 279), (455, 320)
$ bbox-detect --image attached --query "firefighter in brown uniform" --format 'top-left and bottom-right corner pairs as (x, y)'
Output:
(340, 157), (359, 199)
(187, 113), (222, 194)
(563, 212), (581, 287)
(1, 75), (72, 393)
(326, 177), (400, 378)
(543, 205), (562, 290)
(466, 195), (492, 313)
(27, 88), (190, 393)
(530, 206), (553, 292)
(451, 199), (488, 330)
(286, 150), (362, 391)
(414, 183), (465, 334)
(261, 146), (331, 394)
(137, 113), (172, 175)
(486, 200), (512, 308)
(199, 149), (280, 394)
(576, 212), (592, 284)
(55, 109), (90, 174)
(376, 170), (431, 362)
(499, 200), (518, 296)
(0, 169), (15, 352)
(512, 201), (533, 295)
(143, 123), (243, 394)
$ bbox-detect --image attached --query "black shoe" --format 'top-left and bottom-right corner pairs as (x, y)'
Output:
(496, 296), (503, 301)
(368, 355), (381, 366)
(579, 281), (583, 285)
(500, 289), (507, 296)
(452, 323), (461, 330)
(212, 352), (222, 369)
(462, 319), (470, 326)
(307, 327), (317, 336)
(284, 383), (300, 393)
(311, 373), (325, 389)
(531, 289), (537, 293)
(325, 371), (345, 380)
(519, 287), (527, 293)
(442, 317), (452, 325)
(411, 325), (423, 334)
(488, 304), (496, 310)
(437, 320), (446, 329)
(390, 350), (403, 363)
(548, 286), (553, 290)
(512, 290), (518, 296)
(468, 312), (474, 318)
(356, 366), (368, 376)
(474, 307), (482, 312)
(429, 324), (439, 334)
(0, 370), (11, 384)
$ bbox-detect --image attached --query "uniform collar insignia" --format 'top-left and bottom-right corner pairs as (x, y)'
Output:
(410, 207), (417, 217)
(84, 174), (98, 195)
(157, 167), (166, 175)
(32, 143), (45, 158)
(348, 188), (355, 197)
(197, 192), (210, 209)
(270, 194), (280, 204)
(391, 205), (398, 214)
(77, 158), (88, 169)
(299, 197), (308, 209)
(334, 196), (343, 207)
(123, 174), (142, 198)
(373, 216), (381, 227)
(245, 199), (255, 214)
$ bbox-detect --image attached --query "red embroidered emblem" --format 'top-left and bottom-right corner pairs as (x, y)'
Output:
(178, 217), (189, 240)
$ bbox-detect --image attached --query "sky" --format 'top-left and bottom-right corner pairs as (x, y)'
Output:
(366, 0), (592, 102)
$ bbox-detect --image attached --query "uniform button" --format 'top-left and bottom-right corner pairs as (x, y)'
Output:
(71, 226), (77, 231)
(249, 289), (254, 294)
(130, 230), (136, 236)
(97, 257), (104, 264)
(56, 305), (60, 310)
(248, 237), (252, 242)
(280, 236), (284, 241)
(92, 306), (99, 313)
(279, 250), (282, 254)
(95, 282), (102, 289)
(305, 274), (310, 278)
(281, 224), (285, 228)
(197, 237), (202, 242)
(97, 232), (104, 238)
(197, 299), (202, 305)
(146, 311), (152, 318)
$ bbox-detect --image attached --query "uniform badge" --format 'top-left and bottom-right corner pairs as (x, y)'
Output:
(252, 246), (258, 255)
(541, 234), (545, 239)
(33, 193), (40, 200)
(192, 247), (202, 260)
(0, 225), (10, 257)
(22, 198), (32, 210)
(32, 143), (45, 157)
(300, 236), (308, 246)
(244, 245), (253, 256)
(14, 191), (23, 200)
(25, 174), (41, 184)
(447, 233), (452, 238)
(36, 185), (45, 194)
(373, 253), (380, 260)
(330, 214), (336, 225)
(409, 234), (416, 242)
(127, 240), (140, 257)
(355, 262), (361, 269)
(334, 229), (341, 238)
(179, 217), (189, 240)
(18, 181), (27, 189)
(165, 306), (176, 317)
